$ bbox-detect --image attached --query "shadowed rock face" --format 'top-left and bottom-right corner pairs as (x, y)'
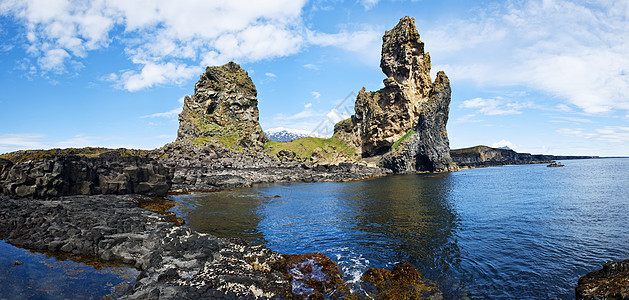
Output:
(177, 62), (267, 149)
(333, 16), (456, 172)
(0, 154), (172, 199)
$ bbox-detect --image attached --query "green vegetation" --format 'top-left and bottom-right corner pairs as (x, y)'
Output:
(391, 129), (416, 150)
(189, 116), (249, 150)
(0, 147), (150, 163)
(265, 137), (357, 162)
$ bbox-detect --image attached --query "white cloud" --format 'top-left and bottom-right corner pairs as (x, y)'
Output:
(311, 91), (321, 99)
(460, 97), (530, 115)
(265, 72), (277, 78)
(3, 0), (387, 91)
(109, 62), (202, 92)
(359, 0), (379, 10)
(550, 116), (594, 124)
(595, 126), (629, 143)
(2, 0), (307, 90)
(428, 0), (629, 115)
(455, 113), (483, 123)
(307, 26), (382, 63)
(304, 102), (313, 108)
(0, 133), (47, 149)
(140, 107), (182, 119)
(274, 109), (323, 121)
(38, 48), (70, 72)
(55, 134), (98, 148)
(304, 63), (319, 70)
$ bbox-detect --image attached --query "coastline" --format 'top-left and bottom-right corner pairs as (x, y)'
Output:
(0, 154), (623, 298)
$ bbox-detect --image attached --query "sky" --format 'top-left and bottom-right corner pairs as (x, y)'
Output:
(0, 0), (628, 156)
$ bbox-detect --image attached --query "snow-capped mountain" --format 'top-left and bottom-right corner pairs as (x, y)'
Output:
(265, 127), (327, 142)
(497, 146), (513, 151)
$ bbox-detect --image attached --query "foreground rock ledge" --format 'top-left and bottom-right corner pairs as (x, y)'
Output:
(0, 195), (444, 299)
(576, 259), (629, 300)
(0, 195), (291, 299)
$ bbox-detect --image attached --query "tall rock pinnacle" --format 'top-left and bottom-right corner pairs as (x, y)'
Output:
(177, 62), (267, 149)
(333, 16), (457, 172)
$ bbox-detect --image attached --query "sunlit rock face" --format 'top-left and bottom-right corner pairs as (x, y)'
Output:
(334, 16), (457, 172)
(177, 62), (267, 149)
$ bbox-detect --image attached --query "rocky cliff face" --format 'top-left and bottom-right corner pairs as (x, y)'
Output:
(0, 153), (172, 199)
(177, 62), (267, 149)
(333, 16), (457, 173)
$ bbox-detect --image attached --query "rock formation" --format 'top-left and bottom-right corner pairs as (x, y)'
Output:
(0, 153), (172, 199)
(177, 62), (267, 149)
(333, 16), (457, 173)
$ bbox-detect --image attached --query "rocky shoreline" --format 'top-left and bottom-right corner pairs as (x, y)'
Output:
(0, 15), (619, 299)
(0, 194), (444, 299)
(154, 142), (390, 192)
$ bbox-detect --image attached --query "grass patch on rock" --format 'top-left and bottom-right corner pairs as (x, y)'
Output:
(391, 129), (416, 150)
(265, 137), (357, 162)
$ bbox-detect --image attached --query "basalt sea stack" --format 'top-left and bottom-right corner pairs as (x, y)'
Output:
(334, 16), (457, 172)
(177, 62), (267, 149)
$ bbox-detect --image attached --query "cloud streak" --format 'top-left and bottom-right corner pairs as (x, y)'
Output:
(427, 0), (629, 116)
(460, 97), (531, 116)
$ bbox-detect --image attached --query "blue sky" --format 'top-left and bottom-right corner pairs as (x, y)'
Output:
(1, 0), (628, 156)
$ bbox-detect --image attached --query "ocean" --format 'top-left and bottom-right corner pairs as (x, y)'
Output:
(171, 158), (629, 299)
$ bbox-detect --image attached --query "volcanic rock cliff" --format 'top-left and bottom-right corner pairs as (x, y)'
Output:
(333, 16), (457, 173)
(177, 62), (267, 149)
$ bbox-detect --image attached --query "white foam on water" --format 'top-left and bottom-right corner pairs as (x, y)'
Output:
(326, 246), (373, 296)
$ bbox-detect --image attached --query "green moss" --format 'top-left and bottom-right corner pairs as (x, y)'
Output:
(391, 129), (416, 150)
(190, 136), (241, 150)
(264, 137), (357, 162)
(187, 116), (252, 150)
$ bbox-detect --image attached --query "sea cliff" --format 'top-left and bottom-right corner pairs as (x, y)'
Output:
(450, 145), (598, 168)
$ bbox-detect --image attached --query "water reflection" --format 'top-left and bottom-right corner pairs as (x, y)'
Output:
(175, 174), (462, 294)
(171, 190), (267, 244)
(335, 174), (462, 291)
(171, 159), (629, 299)
(0, 240), (139, 299)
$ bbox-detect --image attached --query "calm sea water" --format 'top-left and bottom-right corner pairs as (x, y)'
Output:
(0, 240), (139, 299)
(171, 158), (629, 299)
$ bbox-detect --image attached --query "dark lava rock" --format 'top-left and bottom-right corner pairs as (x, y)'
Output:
(0, 195), (293, 299)
(0, 153), (172, 199)
(333, 16), (457, 173)
(576, 259), (629, 299)
(151, 141), (390, 192)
